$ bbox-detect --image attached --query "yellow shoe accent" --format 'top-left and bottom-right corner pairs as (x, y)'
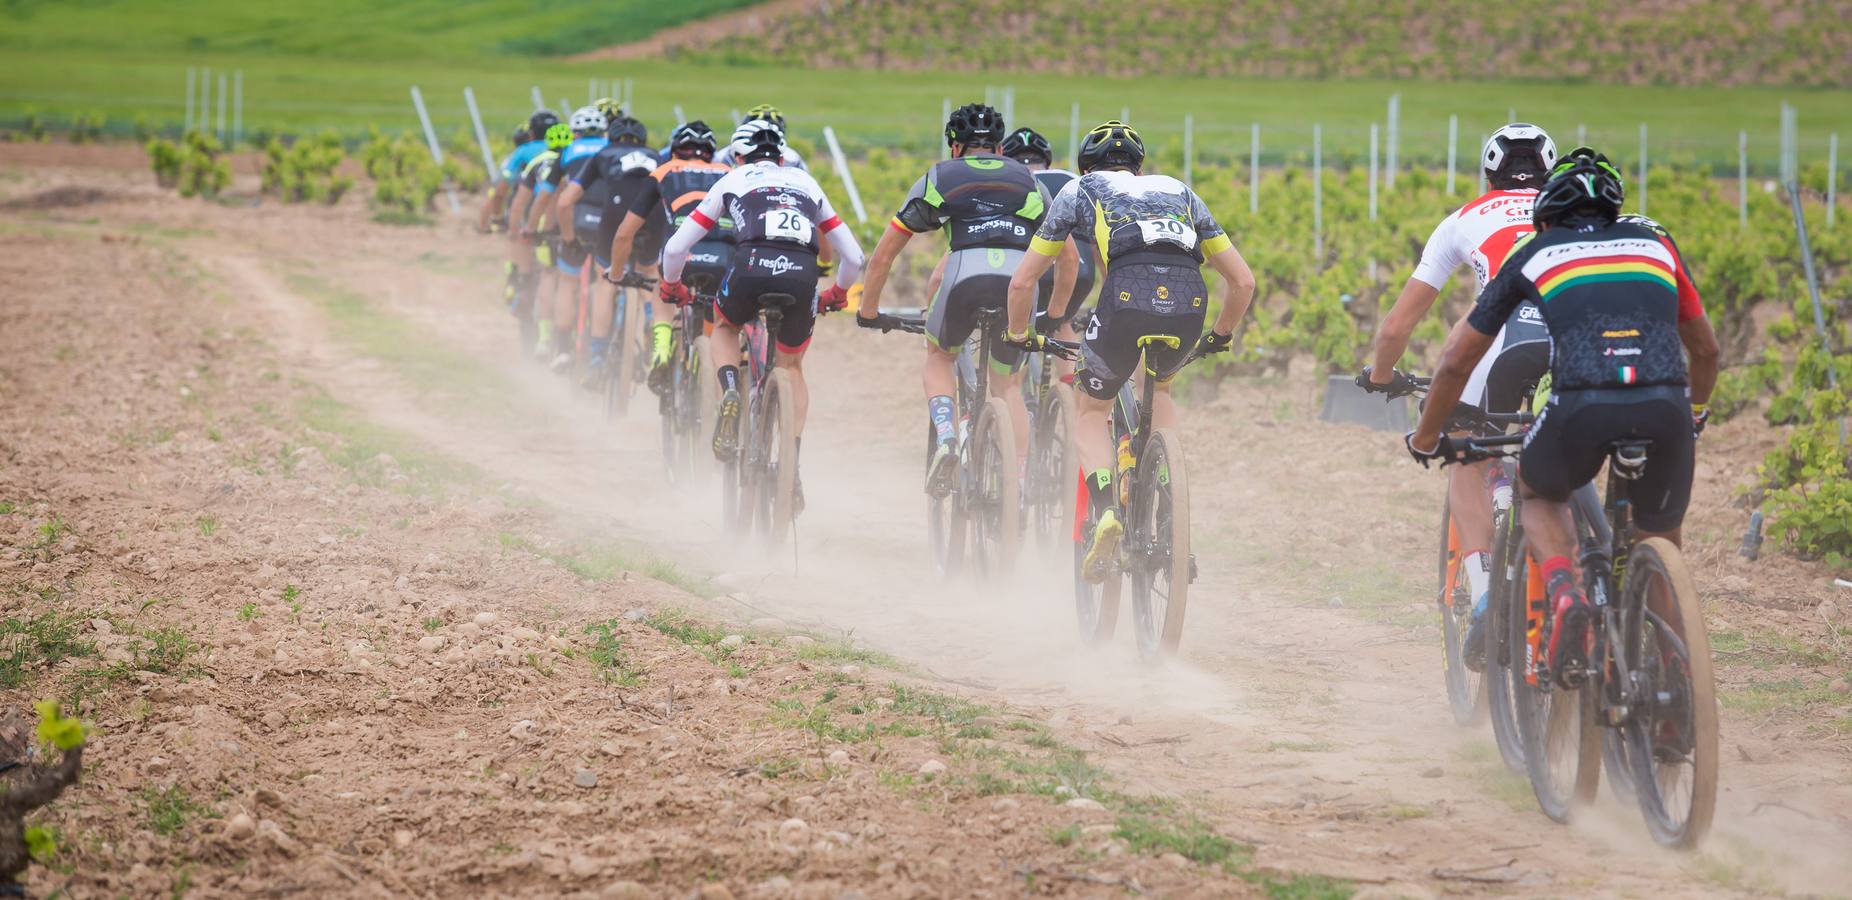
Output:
(1083, 510), (1122, 584)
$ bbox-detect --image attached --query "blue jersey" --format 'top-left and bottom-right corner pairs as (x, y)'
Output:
(501, 140), (547, 183)
(540, 136), (608, 194)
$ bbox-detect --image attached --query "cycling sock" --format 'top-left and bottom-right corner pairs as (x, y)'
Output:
(717, 365), (739, 394)
(536, 320), (554, 344)
(1463, 551), (1490, 611)
(652, 322), (672, 354)
(1540, 556), (1580, 607)
(1086, 468), (1113, 513)
(929, 395), (955, 447)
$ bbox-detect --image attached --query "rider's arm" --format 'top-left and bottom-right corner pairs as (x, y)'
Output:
(1662, 231), (1720, 408)
(660, 217), (712, 283)
(1204, 243), (1257, 337)
(478, 179), (507, 231)
(1372, 216), (1461, 383)
(858, 225), (913, 317)
(1048, 239), (1079, 320)
(510, 183), (535, 233)
(554, 180), (585, 242)
(1007, 245), (1058, 336)
(608, 211), (647, 272)
(822, 221), (864, 289)
(1411, 259), (1529, 450)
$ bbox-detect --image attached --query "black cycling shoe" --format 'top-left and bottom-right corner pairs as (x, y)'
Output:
(925, 441), (956, 497)
(1544, 576), (1594, 689)
(1462, 601), (1489, 673)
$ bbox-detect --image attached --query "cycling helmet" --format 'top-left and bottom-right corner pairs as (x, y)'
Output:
(544, 123), (573, 151)
(671, 120), (719, 159)
(607, 114), (648, 146)
(1483, 123), (1558, 189)
(527, 110), (560, 138)
(945, 103), (1006, 150)
(1076, 120), (1144, 173)
(594, 97), (622, 123)
(730, 119), (784, 164)
(743, 103), (785, 134)
(569, 106), (604, 136)
(1532, 146), (1625, 229)
(1000, 127), (1053, 166)
(511, 124), (531, 144)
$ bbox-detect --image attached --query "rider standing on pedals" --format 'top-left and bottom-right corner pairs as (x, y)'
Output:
(1003, 121), (1256, 580)
(607, 121), (735, 394)
(1406, 148), (1720, 687)
(856, 103), (1079, 495)
(1000, 126), (1096, 367)
(557, 108), (657, 385)
(658, 121), (865, 507)
(532, 106), (610, 370)
(1360, 123), (1557, 670)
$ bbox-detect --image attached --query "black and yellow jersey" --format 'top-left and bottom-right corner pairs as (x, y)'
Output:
(1029, 170), (1231, 266)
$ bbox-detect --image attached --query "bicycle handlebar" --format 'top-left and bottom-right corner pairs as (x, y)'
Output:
(1446, 432), (1525, 466)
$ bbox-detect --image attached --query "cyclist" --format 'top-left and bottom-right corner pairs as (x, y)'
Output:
(480, 122), (532, 235)
(509, 122), (573, 359)
(532, 106), (610, 370)
(855, 103), (1079, 495)
(608, 121), (733, 393)
(1405, 148), (1720, 687)
(494, 112), (559, 310)
(659, 121), (864, 492)
(1359, 123), (1556, 668)
(713, 104), (809, 170)
(1001, 126), (1096, 360)
(557, 113), (656, 385)
(1002, 120), (1256, 579)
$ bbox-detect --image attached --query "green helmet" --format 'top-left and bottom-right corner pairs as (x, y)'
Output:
(544, 123), (572, 150)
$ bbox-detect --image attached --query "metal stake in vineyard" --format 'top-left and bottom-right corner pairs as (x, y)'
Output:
(1446, 114), (1458, 196)
(1738, 130), (1749, 229)
(1249, 123), (1260, 215)
(530, 86), (546, 113)
(200, 68), (211, 136)
(1313, 124), (1324, 264)
(409, 86), (461, 214)
(185, 67), (196, 133)
(1385, 93), (1399, 189)
(463, 87), (497, 182)
(1183, 114), (1193, 188)
(1368, 123), (1379, 222)
(1829, 132), (1839, 229)
(232, 71), (243, 147)
(821, 126), (867, 224)
(216, 72), (227, 143)
(1638, 123), (1649, 216)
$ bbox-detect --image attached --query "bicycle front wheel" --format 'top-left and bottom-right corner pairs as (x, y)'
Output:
(1438, 498), (1488, 726)
(690, 334), (715, 481)
(969, 397), (1020, 577)
(1621, 537), (1717, 849)
(760, 368), (799, 547)
(607, 291), (631, 419)
(1030, 384), (1080, 552)
(1484, 514), (1527, 774)
(925, 421), (965, 579)
(1513, 575), (1601, 822)
(1127, 427), (1190, 661)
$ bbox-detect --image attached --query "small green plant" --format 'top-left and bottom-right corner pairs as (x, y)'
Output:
(196, 515), (218, 537)
(169, 131), (231, 198)
(146, 137), (184, 188)
(1, 612), (96, 687)
(361, 129), (446, 224)
(262, 131), (353, 204)
(140, 784), (208, 837)
(422, 617), (444, 633)
(137, 627), (202, 676)
(236, 602), (262, 622)
(31, 515), (71, 550)
(584, 620), (645, 686)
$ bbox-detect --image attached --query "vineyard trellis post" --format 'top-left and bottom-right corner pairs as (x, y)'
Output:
(1829, 133), (1838, 229)
(673, 105), (686, 127)
(1738, 130), (1749, 228)
(463, 87), (496, 182)
(1385, 93), (1399, 189)
(1120, 106), (1130, 125)
(1313, 124), (1324, 264)
(558, 98), (570, 117)
(1249, 123), (1259, 215)
(185, 67), (196, 133)
(1183, 114), (1193, 187)
(1002, 86), (1014, 132)
(232, 71), (243, 147)
(200, 68), (211, 137)
(216, 72), (227, 143)
(821, 126), (867, 225)
(1069, 103), (1080, 168)
(529, 86), (545, 113)
(1368, 123), (1379, 222)
(1638, 122), (1648, 216)
(1446, 114), (1457, 195)
(1577, 123), (1586, 145)
(1785, 171), (1847, 442)
(941, 98), (951, 160)
(587, 79), (595, 106)
(624, 78), (633, 112)
(409, 86), (461, 215)
(1477, 130), (1487, 195)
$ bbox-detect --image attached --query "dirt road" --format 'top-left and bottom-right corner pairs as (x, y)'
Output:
(3, 154), (1849, 898)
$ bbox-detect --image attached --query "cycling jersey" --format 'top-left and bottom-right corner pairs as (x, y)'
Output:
(631, 158), (736, 237)
(893, 154), (1048, 252)
(688, 161), (843, 253)
(714, 144), (808, 171)
(1028, 170), (1231, 266)
(513, 150), (560, 225)
(573, 141), (657, 266)
(1413, 188), (1549, 415)
(501, 139), (547, 183)
(1030, 167), (1096, 322)
(539, 136), (606, 195)
(1469, 219), (1706, 392)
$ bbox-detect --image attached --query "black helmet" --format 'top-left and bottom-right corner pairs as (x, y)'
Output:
(671, 120), (718, 158)
(945, 103), (1005, 150)
(1483, 123), (1558, 189)
(527, 110), (560, 138)
(1076, 120), (1144, 173)
(999, 127), (1053, 166)
(1532, 147), (1625, 229)
(607, 115), (648, 146)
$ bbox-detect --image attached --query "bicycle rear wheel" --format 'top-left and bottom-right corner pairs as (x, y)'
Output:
(1128, 427), (1190, 660)
(661, 333), (687, 485)
(607, 290), (631, 418)
(1484, 516), (1527, 774)
(1437, 498), (1488, 726)
(1513, 562), (1600, 822)
(925, 422), (966, 579)
(690, 334), (715, 481)
(1030, 384), (1080, 553)
(1621, 537), (1717, 849)
(759, 368), (799, 547)
(1074, 496), (1122, 645)
(969, 397), (1020, 577)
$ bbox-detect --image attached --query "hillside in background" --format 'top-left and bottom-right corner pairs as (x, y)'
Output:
(675, 0), (1851, 88)
(0, 0), (758, 58)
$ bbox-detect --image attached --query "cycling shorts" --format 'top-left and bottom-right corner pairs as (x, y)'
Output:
(1520, 385), (1694, 534)
(927, 246), (1026, 371)
(1464, 302), (1549, 421)
(1072, 257), (1207, 401)
(718, 243), (818, 354)
(557, 237), (588, 275)
(1035, 244), (1097, 329)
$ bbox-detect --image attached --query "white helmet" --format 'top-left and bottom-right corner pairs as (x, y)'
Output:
(569, 106), (603, 136)
(730, 119), (785, 164)
(1482, 123), (1557, 188)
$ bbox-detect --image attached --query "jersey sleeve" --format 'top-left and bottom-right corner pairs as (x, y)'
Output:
(1029, 180), (1086, 256)
(892, 174), (944, 233)
(569, 153), (601, 187)
(536, 159), (563, 193)
(1409, 213), (1465, 290)
(499, 152), (519, 182)
(815, 188), (844, 234)
(627, 176), (663, 218)
(1466, 241), (1536, 336)
(687, 172), (730, 231)
(1656, 234), (1705, 322)
(1188, 189), (1233, 257)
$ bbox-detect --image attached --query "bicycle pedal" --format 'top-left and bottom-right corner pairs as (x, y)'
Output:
(1188, 553), (1198, 583)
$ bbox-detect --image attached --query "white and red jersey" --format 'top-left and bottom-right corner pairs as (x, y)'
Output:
(1410, 189), (1538, 292)
(688, 160), (842, 253)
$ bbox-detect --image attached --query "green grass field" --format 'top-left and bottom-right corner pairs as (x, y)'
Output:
(5, 46), (1850, 175)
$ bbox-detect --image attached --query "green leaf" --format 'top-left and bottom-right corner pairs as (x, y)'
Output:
(24, 825), (57, 862)
(35, 700), (87, 750)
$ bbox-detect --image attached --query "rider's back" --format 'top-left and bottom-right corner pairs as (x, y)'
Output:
(896, 154), (1045, 251)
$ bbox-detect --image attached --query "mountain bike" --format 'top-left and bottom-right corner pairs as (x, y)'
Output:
(721, 292), (801, 547)
(1453, 432), (1718, 848)
(870, 306), (1024, 579)
(1022, 346), (1081, 552)
(599, 271), (655, 419)
(1075, 335), (1201, 660)
(659, 273), (718, 485)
